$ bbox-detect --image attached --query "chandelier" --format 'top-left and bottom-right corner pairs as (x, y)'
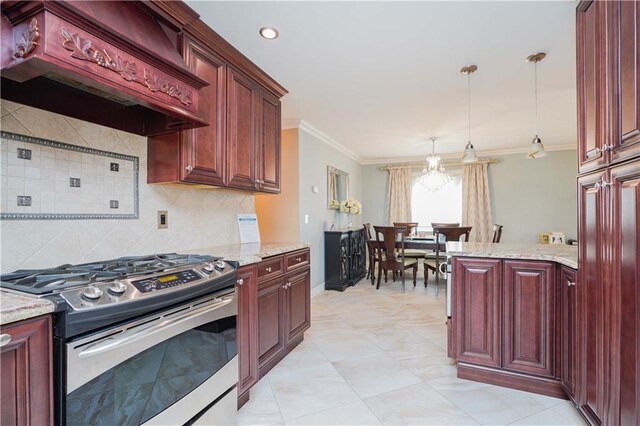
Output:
(418, 137), (451, 192)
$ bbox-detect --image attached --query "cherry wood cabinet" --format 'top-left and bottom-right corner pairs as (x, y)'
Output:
(503, 261), (555, 378)
(608, 0), (640, 164)
(608, 159), (640, 425)
(148, 37), (227, 186)
(559, 266), (579, 402)
(238, 249), (310, 405)
(147, 23), (283, 193)
(0, 315), (53, 426)
(453, 257), (502, 369)
(577, 0), (606, 173)
(236, 266), (258, 408)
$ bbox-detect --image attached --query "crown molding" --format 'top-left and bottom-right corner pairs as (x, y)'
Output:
(281, 118), (364, 163)
(359, 143), (577, 165)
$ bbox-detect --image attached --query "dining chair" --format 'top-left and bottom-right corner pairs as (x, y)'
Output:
(363, 223), (379, 284)
(424, 226), (472, 294)
(373, 225), (418, 290)
(394, 222), (431, 284)
(492, 224), (503, 243)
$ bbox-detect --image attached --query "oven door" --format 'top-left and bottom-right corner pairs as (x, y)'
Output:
(64, 290), (237, 426)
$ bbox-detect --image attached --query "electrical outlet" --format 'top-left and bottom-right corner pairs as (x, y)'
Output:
(158, 211), (168, 229)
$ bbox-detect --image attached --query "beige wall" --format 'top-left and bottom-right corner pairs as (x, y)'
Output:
(255, 129), (300, 242)
(0, 100), (255, 272)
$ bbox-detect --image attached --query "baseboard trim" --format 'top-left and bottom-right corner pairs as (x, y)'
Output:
(311, 283), (325, 298)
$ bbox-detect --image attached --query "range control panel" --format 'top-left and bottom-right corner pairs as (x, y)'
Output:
(132, 270), (202, 293)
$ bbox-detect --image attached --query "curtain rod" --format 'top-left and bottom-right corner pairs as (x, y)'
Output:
(378, 158), (501, 171)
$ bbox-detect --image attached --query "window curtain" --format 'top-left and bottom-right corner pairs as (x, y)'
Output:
(462, 162), (494, 242)
(387, 166), (412, 224)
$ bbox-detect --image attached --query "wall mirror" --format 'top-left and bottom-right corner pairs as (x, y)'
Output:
(327, 166), (349, 209)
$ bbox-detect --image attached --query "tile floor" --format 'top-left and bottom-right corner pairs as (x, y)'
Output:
(238, 274), (587, 425)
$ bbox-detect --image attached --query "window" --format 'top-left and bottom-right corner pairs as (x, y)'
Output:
(411, 171), (462, 232)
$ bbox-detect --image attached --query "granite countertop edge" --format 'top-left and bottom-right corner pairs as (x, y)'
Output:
(1, 242), (311, 325)
(446, 242), (578, 269)
(1, 290), (56, 326)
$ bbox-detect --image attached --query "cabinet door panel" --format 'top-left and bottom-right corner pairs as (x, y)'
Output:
(610, 0), (640, 164)
(227, 67), (257, 190)
(236, 266), (258, 398)
(257, 91), (281, 193)
(257, 278), (285, 367)
(453, 257), (502, 368)
(560, 266), (579, 401)
(577, 0), (607, 172)
(610, 159), (640, 425)
(503, 261), (555, 378)
(0, 316), (52, 426)
(182, 40), (226, 185)
(578, 169), (608, 425)
(285, 270), (310, 342)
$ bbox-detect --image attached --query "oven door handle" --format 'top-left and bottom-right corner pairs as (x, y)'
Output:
(67, 291), (236, 394)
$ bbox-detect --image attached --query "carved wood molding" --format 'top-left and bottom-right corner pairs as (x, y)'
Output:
(14, 18), (39, 58)
(60, 27), (193, 106)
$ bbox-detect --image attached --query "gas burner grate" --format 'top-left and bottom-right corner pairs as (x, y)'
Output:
(0, 253), (218, 294)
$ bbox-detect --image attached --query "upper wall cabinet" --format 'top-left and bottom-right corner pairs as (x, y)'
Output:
(148, 22), (285, 194)
(577, 0), (640, 173)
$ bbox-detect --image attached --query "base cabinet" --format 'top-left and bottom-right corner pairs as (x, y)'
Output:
(0, 315), (53, 426)
(237, 248), (310, 406)
(559, 266), (579, 402)
(452, 257), (564, 398)
(236, 266), (258, 407)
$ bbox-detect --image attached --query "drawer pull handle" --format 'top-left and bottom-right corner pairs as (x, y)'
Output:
(237, 278), (244, 286)
(186, 165), (193, 173)
(266, 267), (272, 273)
(0, 334), (12, 348)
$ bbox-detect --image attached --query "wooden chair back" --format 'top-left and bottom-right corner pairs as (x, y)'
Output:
(363, 223), (373, 241)
(393, 222), (419, 237)
(373, 225), (406, 270)
(492, 224), (503, 243)
(431, 222), (460, 229)
(434, 226), (472, 243)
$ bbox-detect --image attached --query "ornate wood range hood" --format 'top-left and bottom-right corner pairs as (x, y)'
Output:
(0, 1), (209, 136)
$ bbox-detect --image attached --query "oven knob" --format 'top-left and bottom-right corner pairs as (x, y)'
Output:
(82, 286), (103, 300)
(108, 280), (127, 295)
(203, 263), (215, 273)
(214, 260), (226, 271)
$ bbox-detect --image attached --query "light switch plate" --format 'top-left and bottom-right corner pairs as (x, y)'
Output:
(304, 214), (309, 224)
(158, 210), (168, 229)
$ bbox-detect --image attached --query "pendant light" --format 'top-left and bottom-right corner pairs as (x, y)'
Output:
(460, 65), (479, 163)
(418, 137), (452, 192)
(526, 52), (547, 159)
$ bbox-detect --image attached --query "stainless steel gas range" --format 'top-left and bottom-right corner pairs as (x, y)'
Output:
(1, 253), (238, 426)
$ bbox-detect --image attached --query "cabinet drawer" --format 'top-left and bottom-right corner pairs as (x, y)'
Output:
(285, 250), (309, 272)
(257, 256), (284, 282)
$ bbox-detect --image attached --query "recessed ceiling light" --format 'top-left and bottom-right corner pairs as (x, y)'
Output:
(259, 27), (279, 40)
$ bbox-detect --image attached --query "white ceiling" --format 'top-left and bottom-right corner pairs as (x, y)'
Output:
(189, 1), (577, 164)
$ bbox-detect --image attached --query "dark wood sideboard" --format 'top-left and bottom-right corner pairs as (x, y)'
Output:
(324, 228), (367, 291)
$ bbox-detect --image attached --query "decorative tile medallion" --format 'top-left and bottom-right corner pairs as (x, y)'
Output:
(1, 131), (139, 220)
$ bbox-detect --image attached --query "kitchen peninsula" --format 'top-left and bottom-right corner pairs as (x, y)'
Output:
(447, 242), (578, 400)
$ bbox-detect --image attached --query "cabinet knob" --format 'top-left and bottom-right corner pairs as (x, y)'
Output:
(568, 281), (575, 287)
(0, 334), (12, 348)
(603, 144), (615, 152)
(296, 257), (302, 262)
(186, 165), (193, 173)
(266, 266), (272, 273)
(237, 278), (244, 286)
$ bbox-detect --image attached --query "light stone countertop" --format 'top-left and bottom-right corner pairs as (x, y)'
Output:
(1, 290), (55, 326)
(446, 242), (578, 269)
(185, 242), (311, 266)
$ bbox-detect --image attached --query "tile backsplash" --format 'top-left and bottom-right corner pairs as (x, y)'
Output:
(0, 100), (255, 272)
(1, 131), (138, 219)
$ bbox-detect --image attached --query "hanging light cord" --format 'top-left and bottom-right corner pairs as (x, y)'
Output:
(534, 61), (538, 137)
(467, 72), (471, 142)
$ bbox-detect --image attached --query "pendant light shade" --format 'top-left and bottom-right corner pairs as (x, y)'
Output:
(527, 136), (548, 159)
(525, 52), (547, 159)
(460, 65), (479, 163)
